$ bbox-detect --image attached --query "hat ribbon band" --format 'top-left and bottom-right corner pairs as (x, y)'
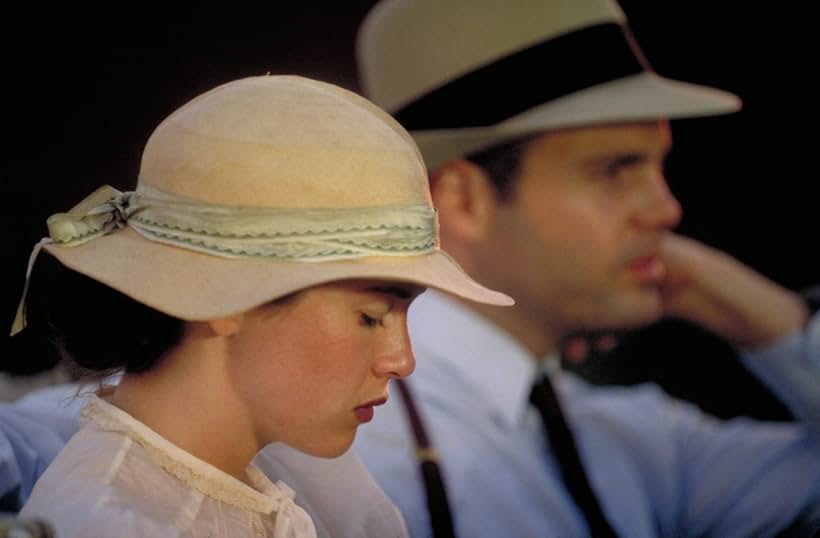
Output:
(393, 22), (649, 130)
(46, 184), (438, 259)
(11, 185), (437, 335)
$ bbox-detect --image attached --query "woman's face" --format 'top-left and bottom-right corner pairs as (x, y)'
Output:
(225, 279), (422, 457)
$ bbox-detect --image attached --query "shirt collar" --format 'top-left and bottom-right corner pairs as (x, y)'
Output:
(409, 290), (557, 428)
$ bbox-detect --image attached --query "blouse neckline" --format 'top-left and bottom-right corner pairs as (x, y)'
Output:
(81, 394), (296, 515)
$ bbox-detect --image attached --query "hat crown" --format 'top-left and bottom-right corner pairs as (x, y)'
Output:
(358, 0), (625, 113)
(139, 76), (432, 209)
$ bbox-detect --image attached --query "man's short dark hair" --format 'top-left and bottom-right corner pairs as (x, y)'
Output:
(465, 136), (531, 201)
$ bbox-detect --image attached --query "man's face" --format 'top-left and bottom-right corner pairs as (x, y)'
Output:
(477, 121), (681, 335)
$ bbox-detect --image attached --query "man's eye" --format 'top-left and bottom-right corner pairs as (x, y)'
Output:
(604, 163), (623, 178)
(361, 313), (381, 327)
(603, 161), (631, 179)
(602, 155), (641, 179)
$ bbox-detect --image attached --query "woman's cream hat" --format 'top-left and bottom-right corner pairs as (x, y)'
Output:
(12, 75), (511, 333)
(357, 0), (742, 169)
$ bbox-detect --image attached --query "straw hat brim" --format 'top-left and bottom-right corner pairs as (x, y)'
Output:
(412, 72), (742, 169)
(44, 227), (512, 320)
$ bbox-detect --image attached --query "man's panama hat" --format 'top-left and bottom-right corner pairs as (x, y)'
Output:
(357, 0), (741, 169)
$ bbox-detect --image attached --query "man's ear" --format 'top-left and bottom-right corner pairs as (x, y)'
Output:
(429, 158), (500, 243)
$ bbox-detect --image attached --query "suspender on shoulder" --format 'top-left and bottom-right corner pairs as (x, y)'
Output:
(395, 378), (457, 538)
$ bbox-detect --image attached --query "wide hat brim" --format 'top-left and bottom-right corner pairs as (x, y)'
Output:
(413, 72), (741, 170)
(44, 227), (512, 321)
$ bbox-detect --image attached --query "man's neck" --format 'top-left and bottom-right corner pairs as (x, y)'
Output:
(459, 298), (562, 359)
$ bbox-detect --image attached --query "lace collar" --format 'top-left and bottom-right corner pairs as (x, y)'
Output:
(81, 394), (296, 515)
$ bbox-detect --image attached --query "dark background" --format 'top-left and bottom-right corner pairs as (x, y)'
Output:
(2, 2), (816, 420)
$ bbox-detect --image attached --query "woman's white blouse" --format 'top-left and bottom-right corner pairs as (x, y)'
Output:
(20, 395), (316, 537)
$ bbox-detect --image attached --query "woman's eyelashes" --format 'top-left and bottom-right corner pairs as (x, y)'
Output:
(360, 312), (382, 328)
(360, 308), (395, 329)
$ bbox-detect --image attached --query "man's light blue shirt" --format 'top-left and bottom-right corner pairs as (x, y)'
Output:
(354, 291), (820, 537)
(1, 384), (84, 512)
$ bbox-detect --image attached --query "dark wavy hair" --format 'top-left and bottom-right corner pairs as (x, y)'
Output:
(25, 252), (185, 379)
(465, 136), (531, 201)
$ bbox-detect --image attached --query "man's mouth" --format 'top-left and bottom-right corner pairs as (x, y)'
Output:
(628, 253), (665, 284)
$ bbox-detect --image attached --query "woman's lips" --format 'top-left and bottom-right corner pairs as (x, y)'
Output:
(355, 407), (375, 423)
(354, 397), (387, 423)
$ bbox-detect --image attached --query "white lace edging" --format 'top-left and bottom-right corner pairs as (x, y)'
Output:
(81, 395), (295, 516)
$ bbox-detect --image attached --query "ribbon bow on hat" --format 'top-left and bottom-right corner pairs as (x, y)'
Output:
(11, 186), (132, 335)
(46, 186), (135, 247)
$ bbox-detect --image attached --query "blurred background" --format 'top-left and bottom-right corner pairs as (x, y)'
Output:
(2, 2), (816, 419)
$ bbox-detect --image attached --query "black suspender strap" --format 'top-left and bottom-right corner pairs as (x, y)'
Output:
(395, 378), (457, 538)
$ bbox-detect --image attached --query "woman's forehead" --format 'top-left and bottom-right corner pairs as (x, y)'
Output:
(318, 279), (426, 299)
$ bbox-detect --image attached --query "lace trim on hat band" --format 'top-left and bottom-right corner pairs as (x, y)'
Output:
(10, 184), (437, 335)
(46, 184), (438, 259)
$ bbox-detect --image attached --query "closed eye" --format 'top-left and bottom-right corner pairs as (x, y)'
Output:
(360, 313), (381, 328)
